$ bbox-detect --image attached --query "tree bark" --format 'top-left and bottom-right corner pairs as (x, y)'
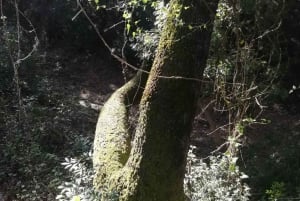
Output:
(93, 70), (148, 191)
(93, 0), (219, 200)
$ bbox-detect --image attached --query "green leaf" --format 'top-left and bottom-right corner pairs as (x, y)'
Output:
(142, 0), (148, 4)
(123, 12), (131, 20)
(72, 195), (81, 201)
(126, 23), (131, 34)
(95, 0), (99, 4)
(229, 163), (236, 172)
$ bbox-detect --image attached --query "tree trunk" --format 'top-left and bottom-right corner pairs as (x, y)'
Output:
(93, 0), (219, 200)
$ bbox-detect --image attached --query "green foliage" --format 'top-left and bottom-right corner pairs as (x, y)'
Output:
(56, 152), (121, 201)
(203, 0), (288, 154)
(91, 0), (169, 61)
(210, 0), (285, 89)
(0, 128), (63, 200)
(0, 8), (59, 199)
(184, 146), (251, 201)
(200, 2), (297, 200)
(129, 0), (167, 61)
(265, 182), (285, 201)
(56, 153), (100, 201)
(55, 146), (252, 201)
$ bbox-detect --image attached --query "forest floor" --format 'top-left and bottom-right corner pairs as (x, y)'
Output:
(0, 47), (300, 200)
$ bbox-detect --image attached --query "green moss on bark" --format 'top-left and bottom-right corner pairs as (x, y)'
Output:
(93, 72), (146, 191)
(93, 0), (219, 200)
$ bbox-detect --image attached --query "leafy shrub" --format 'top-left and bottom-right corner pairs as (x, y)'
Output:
(56, 152), (100, 201)
(129, 0), (167, 61)
(265, 181), (285, 201)
(0, 133), (62, 200)
(184, 146), (251, 201)
(56, 146), (251, 201)
(56, 151), (122, 201)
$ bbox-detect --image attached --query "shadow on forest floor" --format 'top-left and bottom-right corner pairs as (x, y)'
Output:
(0, 48), (125, 200)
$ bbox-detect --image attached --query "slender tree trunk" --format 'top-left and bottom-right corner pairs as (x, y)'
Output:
(93, 0), (219, 200)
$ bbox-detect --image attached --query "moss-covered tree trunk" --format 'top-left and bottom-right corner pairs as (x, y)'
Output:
(93, 0), (219, 200)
